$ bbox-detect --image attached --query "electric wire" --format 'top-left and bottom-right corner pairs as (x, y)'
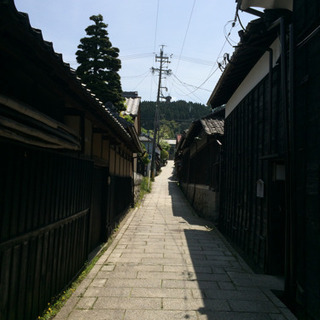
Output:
(153, 0), (160, 53)
(186, 20), (235, 97)
(237, 11), (246, 31)
(133, 71), (152, 90)
(224, 20), (237, 46)
(120, 53), (153, 60)
(175, 0), (197, 74)
(172, 73), (211, 92)
(126, 3), (242, 103)
(185, 65), (220, 96)
(172, 5), (240, 97)
(178, 55), (213, 66)
(121, 70), (150, 79)
(170, 76), (204, 103)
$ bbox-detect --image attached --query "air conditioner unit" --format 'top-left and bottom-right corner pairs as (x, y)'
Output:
(240, 0), (293, 11)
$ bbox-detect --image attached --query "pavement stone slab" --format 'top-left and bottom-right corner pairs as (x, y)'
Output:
(67, 309), (125, 320)
(54, 161), (296, 320)
(163, 298), (231, 312)
(197, 311), (271, 320)
(123, 310), (198, 320)
(84, 287), (132, 297)
(131, 287), (194, 298)
(228, 300), (280, 313)
(105, 278), (161, 288)
(94, 297), (161, 310)
(75, 297), (97, 310)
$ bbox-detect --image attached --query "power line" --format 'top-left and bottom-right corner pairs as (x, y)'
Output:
(133, 72), (152, 90)
(172, 73), (211, 92)
(223, 20), (239, 46)
(121, 70), (150, 79)
(174, 65), (219, 97)
(170, 77), (205, 103)
(120, 53), (153, 60)
(178, 55), (213, 66)
(170, 16), (237, 98)
(153, 0), (160, 52)
(175, 0), (197, 74)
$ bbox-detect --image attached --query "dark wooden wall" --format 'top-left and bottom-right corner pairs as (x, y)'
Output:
(0, 142), (92, 320)
(107, 175), (133, 234)
(179, 139), (221, 188)
(220, 65), (286, 272)
(293, 0), (320, 318)
(0, 142), (134, 320)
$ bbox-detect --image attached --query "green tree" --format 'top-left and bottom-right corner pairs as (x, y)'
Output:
(140, 100), (210, 137)
(76, 14), (124, 111)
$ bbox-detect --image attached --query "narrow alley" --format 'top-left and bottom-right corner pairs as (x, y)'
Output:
(54, 161), (296, 320)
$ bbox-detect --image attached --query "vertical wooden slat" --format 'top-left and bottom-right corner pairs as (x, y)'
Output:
(17, 241), (28, 319)
(66, 159), (72, 218)
(2, 151), (14, 241)
(56, 224), (65, 289)
(40, 152), (48, 226)
(51, 226), (61, 295)
(10, 153), (23, 238)
(25, 238), (36, 320)
(68, 221), (76, 280)
(8, 245), (21, 320)
(32, 235), (43, 317)
(53, 155), (59, 221)
(32, 152), (42, 230)
(70, 158), (76, 215)
(0, 249), (12, 319)
(18, 153), (30, 235)
(39, 232), (49, 312)
(60, 158), (67, 220)
(1, 144), (93, 320)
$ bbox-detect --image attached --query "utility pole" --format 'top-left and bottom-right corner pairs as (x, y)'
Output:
(150, 45), (171, 178)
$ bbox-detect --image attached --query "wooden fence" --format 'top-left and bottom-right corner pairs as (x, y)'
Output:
(0, 143), (92, 319)
(0, 142), (134, 320)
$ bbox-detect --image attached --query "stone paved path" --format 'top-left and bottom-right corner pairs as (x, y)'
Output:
(54, 161), (297, 320)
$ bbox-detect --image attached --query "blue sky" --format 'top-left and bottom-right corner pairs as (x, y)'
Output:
(14, 0), (253, 105)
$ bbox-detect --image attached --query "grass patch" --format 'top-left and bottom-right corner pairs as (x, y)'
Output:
(135, 176), (152, 207)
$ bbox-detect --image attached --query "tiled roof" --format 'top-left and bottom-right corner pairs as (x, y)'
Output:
(176, 112), (224, 151)
(139, 134), (152, 142)
(200, 117), (224, 136)
(207, 15), (280, 108)
(0, 0), (134, 144)
(125, 97), (141, 117)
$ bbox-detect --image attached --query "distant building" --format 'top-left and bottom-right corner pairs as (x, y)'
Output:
(122, 91), (141, 135)
(162, 139), (177, 160)
(175, 109), (224, 223)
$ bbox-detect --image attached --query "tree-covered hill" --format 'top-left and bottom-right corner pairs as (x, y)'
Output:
(141, 100), (210, 138)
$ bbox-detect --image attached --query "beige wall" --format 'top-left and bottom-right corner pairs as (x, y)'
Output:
(65, 115), (134, 178)
(84, 119), (92, 157)
(92, 133), (102, 158)
(102, 139), (110, 163)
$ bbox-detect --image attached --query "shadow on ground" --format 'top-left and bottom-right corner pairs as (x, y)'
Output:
(167, 175), (288, 320)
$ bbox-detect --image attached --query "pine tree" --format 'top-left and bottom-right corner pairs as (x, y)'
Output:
(76, 14), (124, 111)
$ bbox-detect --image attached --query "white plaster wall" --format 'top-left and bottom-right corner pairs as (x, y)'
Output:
(226, 38), (281, 118)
